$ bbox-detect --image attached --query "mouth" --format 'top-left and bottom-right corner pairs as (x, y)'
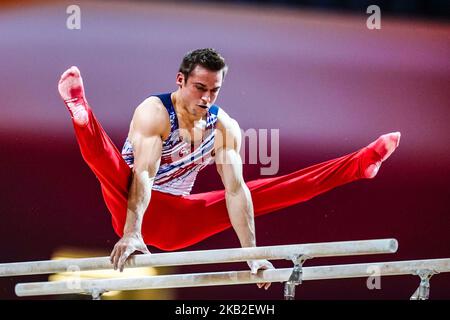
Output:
(197, 104), (208, 110)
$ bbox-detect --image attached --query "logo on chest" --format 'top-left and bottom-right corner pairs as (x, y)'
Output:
(179, 147), (189, 157)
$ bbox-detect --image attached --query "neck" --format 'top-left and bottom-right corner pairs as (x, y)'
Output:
(171, 91), (205, 129)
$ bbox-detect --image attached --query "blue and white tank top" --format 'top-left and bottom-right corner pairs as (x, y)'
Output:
(121, 93), (219, 196)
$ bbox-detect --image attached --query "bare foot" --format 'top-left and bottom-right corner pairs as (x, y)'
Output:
(58, 66), (89, 126)
(364, 132), (401, 178)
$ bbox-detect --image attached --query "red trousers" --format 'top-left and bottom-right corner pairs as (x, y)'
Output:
(72, 105), (381, 251)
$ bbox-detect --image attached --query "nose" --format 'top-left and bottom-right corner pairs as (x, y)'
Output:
(201, 94), (211, 104)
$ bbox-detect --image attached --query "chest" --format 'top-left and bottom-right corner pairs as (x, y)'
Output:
(161, 127), (217, 162)
(178, 126), (207, 145)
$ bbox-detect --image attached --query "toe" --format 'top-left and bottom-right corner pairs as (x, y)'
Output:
(70, 66), (81, 76)
(395, 132), (401, 146)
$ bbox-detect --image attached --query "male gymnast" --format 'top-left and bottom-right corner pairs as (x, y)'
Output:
(58, 48), (400, 290)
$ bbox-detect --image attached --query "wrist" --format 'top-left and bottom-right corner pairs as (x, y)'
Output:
(241, 240), (256, 248)
(123, 230), (142, 238)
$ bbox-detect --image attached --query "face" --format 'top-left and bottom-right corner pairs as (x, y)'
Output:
(176, 65), (223, 117)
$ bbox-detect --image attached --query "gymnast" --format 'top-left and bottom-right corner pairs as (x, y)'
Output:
(58, 48), (400, 290)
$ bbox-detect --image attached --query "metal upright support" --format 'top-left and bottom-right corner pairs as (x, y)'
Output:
(410, 269), (436, 300)
(90, 288), (105, 300)
(283, 254), (310, 300)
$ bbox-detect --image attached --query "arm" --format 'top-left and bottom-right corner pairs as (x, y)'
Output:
(215, 117), (256, 248)
(215, 112), (274, 289)
(110, 97), (167, 271)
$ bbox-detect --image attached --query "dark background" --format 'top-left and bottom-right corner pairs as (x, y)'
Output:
(193, 0), (450, 19)
(0, 0), (449, 299)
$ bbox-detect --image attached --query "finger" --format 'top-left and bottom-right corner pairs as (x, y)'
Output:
(110, 245), (119, 265)
(118, 256), (127, 272)
(113, 246), (124, 271)
(118, 250), (129, 272)
(264, 282), (271, 290)
(257, 283), (263, 289)
(112, 249), (120, 271)
(109, 246), (116, 269)
(119, 248), (133, 272)
(251, 265), (259, 274)
(110, 247), (116, 264)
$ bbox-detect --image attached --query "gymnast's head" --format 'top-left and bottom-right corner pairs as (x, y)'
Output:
(175, 48), (228, 114)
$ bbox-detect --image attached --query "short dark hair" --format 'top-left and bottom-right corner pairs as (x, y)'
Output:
(179, 48), (228, 83)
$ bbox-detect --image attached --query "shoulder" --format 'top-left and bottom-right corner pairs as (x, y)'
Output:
(131, 96), (170, 137)
(216, 107), (240, 133)
(134, 96), (168, 119)
(215, 107), (241, 151)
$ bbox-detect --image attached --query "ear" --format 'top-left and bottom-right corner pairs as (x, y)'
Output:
(175, 72), (185, 88)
